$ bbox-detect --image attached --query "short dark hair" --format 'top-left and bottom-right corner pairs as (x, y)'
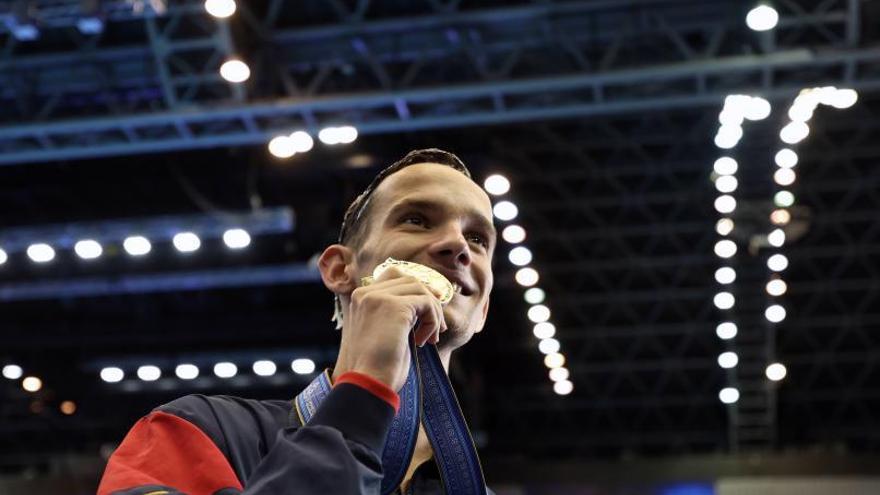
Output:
(332, 148), (473, 328)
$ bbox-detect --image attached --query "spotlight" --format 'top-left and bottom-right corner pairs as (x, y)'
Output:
(22, 376), (42, 392)
(508, 246), (533, 266)
(714, 125), (743, 149)
(515, 267), (539, 287)
(765, 304), (786, 323)
(714, 195), (737, 214)
(0, 248), (7, 265)
(27, 243), (55, 263)
(716, 322), (738, 340)
(715, 267), (737, 285)
(770, 209), (791, 226)
(717, 351), (739, 369)
(719, 387), (740, 404)
(767, 253), (789, 272)
(715, 175), (738, 194)
(222, 228), (251, 249)
(543, 352), (565, 368)
(60, 400), (77, 415)
(137, 365), (161, 382)
(318, 126), (358, 145)
(524, 287), (545, 304)
(768, 228), (786, 247)
(714, 239), (737, 259)
(291, 358), (316, 374)
(483, 175), (511, 196)
(268, 135), (296, 158)
(528, 304), (551, 323)
(252, 360), (277, 377)
(715, 218), (735, 236)
(549, 367), (569, 382)
(172, 232), (201, 253)
(780, 121), (810, 144)
(2, 364), (23, 380)
(289, 131), (314, 153)
(538, 338), (560, 354)
(502, 225), (526, 244)
(829, 88), (858, 109)
(746, 4), (779, 31)
(100, 367), (124, 383)
(492, 201), (518, 221)
(774, 149), (798, 168)
(744, 96), (771, 121)
(74, 239), (103, 260)
(214, 362), (238, 378)
(766, 362), (787, 381)
(533, 322), (556, 339)
(220, 59), (250, 83)
(774, 168), (796, 186)
(774, 191), (795, 208)
(766, 278), (788, 296)
(123, 236), (152, 256)
(553, 380), (574, 395)
(713, 157), (738, 175)
(713, 292), (735, 310)
(175, 364), (199, 380)
(204, 0), (236, 18)
(788, 104), (814, 123)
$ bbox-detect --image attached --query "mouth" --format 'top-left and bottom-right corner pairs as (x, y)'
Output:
(434, 269), (474, 297)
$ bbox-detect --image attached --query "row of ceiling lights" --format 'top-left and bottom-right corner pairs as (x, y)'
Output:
(0, 228), (252, 266)
(100, 358), (318, 383)
(483, 175), (573, 396)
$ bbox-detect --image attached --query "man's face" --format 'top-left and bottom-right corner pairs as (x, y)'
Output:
(352, 163), (496, 349)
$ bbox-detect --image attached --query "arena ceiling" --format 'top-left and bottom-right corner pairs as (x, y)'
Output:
(1, 0), (880, 482)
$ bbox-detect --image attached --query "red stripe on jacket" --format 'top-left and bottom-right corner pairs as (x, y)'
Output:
(98, 410), (243, 495)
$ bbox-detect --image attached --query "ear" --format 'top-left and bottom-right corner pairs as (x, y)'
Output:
(317, 244), (358, 296)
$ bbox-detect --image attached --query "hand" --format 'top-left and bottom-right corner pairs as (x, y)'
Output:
(334, 265), (448, 392)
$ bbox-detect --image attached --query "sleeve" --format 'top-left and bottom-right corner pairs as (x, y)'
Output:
(97, 383), (397, 495)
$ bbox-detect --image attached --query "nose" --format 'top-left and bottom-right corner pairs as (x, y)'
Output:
(429, 223), (471, 267)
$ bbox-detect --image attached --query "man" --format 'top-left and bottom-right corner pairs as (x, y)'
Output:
(97, 148), (497, 494)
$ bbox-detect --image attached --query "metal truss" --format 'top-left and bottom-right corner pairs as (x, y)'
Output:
(0, 0), (873, 164)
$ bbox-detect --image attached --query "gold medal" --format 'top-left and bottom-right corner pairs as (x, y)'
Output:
(361, 258), (459, 305)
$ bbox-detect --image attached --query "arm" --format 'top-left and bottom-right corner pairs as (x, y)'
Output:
(98, 377), (398, 495)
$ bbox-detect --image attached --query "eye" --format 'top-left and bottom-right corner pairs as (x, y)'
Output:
(401, 213), (428, 227)
(467, 233), (488, 248)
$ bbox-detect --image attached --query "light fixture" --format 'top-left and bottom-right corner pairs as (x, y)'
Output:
(549, 367), (569, 382)
(766, 278), (788, 296)
(222, 228), (251, 249)
(502, 225), (526, 244)
(770, 209), (791, 225)
(714, 195), (737, 214)
(767, 228), (786, 247)
(538, 338), (560, 354)
(713, 157), (738, 175)
(544, 352), (565, 368)
(0, 247), (6, 265)
(172, 232), (201, 253)
(291, 358), (316, 374)
(74, 239), (103, 260)
(508, 246), (533, 266)
(773, 168), (796, 186)
(268, 135), (296, 159)
(829, 88), (858, 109)
(714, 239), (737, 259)
(27, 243), (55, 263)
(553, 380), (574, 395)
(780, 121), (810, 144)
(483, 175), (511, 196)
(204, 0), (236, 18)
(774, 191), (795, 208)
(715, 175), (738, 193)
(214, 362), (238, 378)
(219, 59), (250, 83)
(137, 365), (161, 382)
(252, 360), (277, 377)
(515, 267), (539, 286)
(717, 351), (739, 369)
(719, 387), (740, 404)
(524, 288), (545, 304)
(715, 267), (737, 285)
(765, 304), (787, 323)
(766, 362), (788, 381)
(743, 96), (771, 121)
(713, 292), (735, 310)
(767, 253), (789, 272)
(60, 400), (77, 415)
(715, 218), (735, 236)
(2, 364), (23, 380)
(716, 322), (738, 340)
(492, 201), (518, 221)
(123, 236), (152, 256)
(175, 364), (199, 380)
(527, 304), (551, 323)
(22, 376), (42, 392)
(289, 131), (314, 153)
(100, 367), (125, 383)
(533, 322), (556, 339)
(746, 4), (779, 31)
(318, 126), (358, 145)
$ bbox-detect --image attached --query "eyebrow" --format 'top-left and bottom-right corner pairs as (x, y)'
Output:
(387, 198), (498, 241)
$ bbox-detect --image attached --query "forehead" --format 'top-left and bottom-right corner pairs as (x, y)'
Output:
(372, 163), (493, 216)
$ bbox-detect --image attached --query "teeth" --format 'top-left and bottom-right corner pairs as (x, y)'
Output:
(453, 283), (462, 294)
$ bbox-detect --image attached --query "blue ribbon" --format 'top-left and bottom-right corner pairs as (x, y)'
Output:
(294, 335), (487, 495)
